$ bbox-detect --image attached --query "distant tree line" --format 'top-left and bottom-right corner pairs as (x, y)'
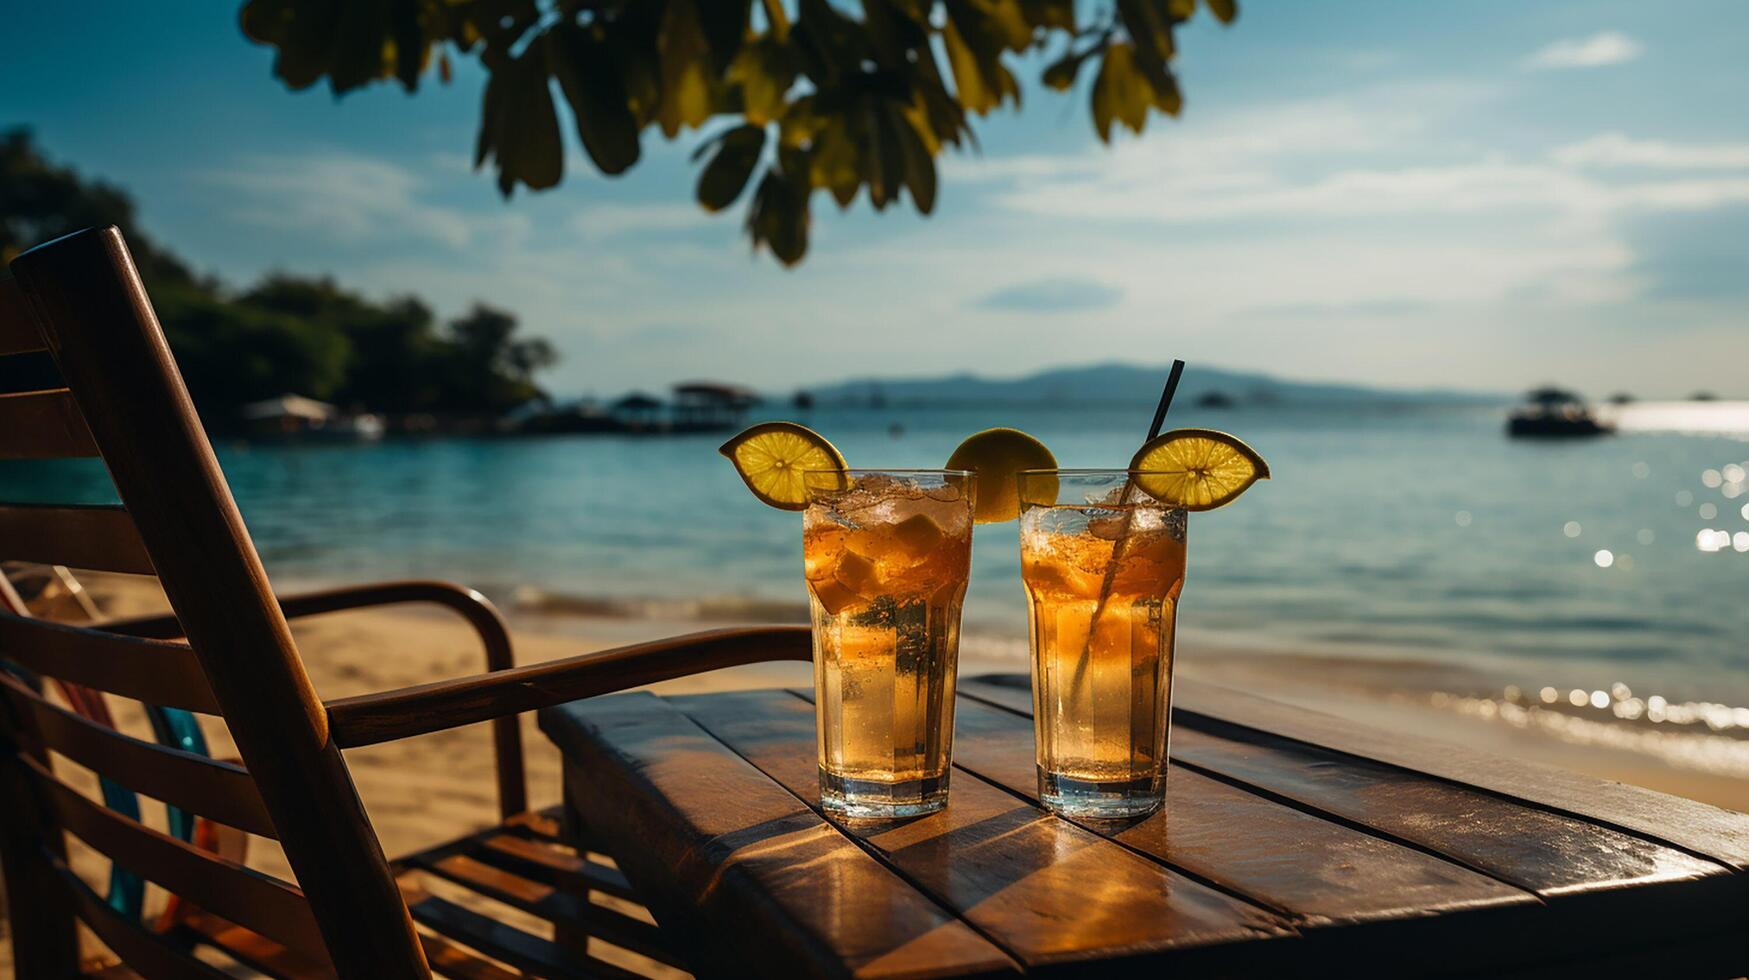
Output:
(1, 128), (556, 426)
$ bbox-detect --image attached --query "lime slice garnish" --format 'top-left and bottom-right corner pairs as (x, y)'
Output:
(1129, 428), (1269, 511)
(946, 428), (1057, 523)
(719, 422), (847, 510)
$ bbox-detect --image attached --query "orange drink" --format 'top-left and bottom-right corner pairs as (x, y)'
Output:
(803, 470), (974, 817)
(1018, 470), (1186, 817)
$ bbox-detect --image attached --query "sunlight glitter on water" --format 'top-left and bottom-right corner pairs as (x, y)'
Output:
(1430, 684), (1749, 779)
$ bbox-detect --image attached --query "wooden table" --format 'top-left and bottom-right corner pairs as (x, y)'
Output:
(539, 675), (1749, 977)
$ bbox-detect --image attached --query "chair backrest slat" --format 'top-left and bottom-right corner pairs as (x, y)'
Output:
(0, 503), (157, 574)
(49, 853), (233, 980)
(0, 277), (44, 355)
(19, 751), (329, 958)
(7, 226), (430, 975)
(1, 676), (279, 838)
(0, 613), (218, 713)
(0, 389), (100, 459)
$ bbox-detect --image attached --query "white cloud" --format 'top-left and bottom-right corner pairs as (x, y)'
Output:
(572, 202), (713, 240)
(1523, 31), (1642, 70)
(909, 92), (1749, 388)
(1554, 133), (1749, 171)
(207, 152), (480, 249)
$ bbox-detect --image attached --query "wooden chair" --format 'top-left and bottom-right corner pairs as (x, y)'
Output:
(1, 226), (813, 978)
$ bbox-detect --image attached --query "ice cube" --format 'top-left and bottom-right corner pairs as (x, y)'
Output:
(1087, 514), (1131, 540)
(810, 577), (863, 616)
(1128, 507), (1167, 532)
(834, 550), (880, 594)
(1085, 486), (1129, 507)
(891, 513), (945, 557)
(922, 483), (963, 503)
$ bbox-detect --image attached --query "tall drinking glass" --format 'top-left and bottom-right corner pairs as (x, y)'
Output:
(801, 469), (975, 818)
(1017, 470), (1187, 818)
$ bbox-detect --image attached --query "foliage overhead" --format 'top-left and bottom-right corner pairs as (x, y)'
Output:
(1, 129), (556, 424)
(239, 0), (1237, 265)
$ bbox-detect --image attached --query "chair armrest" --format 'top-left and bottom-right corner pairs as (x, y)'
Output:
(99, 580), (514, 670)
(324, 625), (812, 748)
(100, 580), (530, 815)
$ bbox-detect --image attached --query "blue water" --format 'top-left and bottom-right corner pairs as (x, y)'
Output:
(7, 403), (1749, 703)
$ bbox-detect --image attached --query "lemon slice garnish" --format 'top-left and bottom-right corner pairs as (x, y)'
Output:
(719, 422), (847, 510)
(946, 428), (1057, 523)
(1129, 428), (1269, 511)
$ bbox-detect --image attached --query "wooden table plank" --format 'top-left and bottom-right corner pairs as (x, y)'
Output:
(669, 690), (1294, 973)
(539, 692), (1016, 979)
(965, 679), (1728, 892)
(961, 676), (1724, 897)
(946, 694), (1535, 925)
(960, 676), (1749, 967)
(1175, 678), (1749, 871)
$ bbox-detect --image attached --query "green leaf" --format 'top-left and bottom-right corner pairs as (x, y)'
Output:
(729, 37), (797, 125)
(864, 102), (904, 209)
(1205, 0), (1238, 24)
(1133, 52), (1183, 116)
(1090, 42), (1150, 142)
(330, 0), (391, 93)
(943, 1), (1024, 114)
(892, 104), (937, 214)
(1019, 0), (1077, 31)
(1041, 47), (1087, 91)
(948, 0), (1032, 53)
(238, 0), (287, 44)
(793, 0), (872, 80)
(1116, 0), (1175, 66)
(475, 58), (505, 169)
(615, 41), (663, 127)
(694, 0), (751, 70)
(275, 0), (344, 90)
(746, 168), (811, 266)
(548, 24), (643, 175)
(696, 124), (766, 211)
(863, 0), (930, 67)
(942, 19), (995, 114)
(389, 0), (426, 90)
(658, 0), (716, 137)
(482, 47), (563, 195)
(809, 115), (862, 207)
(760, 0), (792, 42)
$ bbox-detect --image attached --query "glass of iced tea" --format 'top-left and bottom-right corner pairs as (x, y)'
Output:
(1017, 469), (1187, 818)
(802, 469), (975, 818)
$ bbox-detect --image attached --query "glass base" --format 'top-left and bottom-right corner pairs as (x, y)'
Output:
(819, 769), (949, 819)
(1038, 768), (1163, 819)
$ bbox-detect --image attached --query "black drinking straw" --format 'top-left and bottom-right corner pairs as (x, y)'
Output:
(1147, 360), (1186, 444)
(1069, 359), (1187, 693)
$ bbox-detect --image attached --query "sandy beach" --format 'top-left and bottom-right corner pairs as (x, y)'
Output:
(4, 572), (1746, 974)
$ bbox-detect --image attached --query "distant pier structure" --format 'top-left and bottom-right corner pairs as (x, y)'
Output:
(510, 380), (760, 436)
(672, 381), (759, 432)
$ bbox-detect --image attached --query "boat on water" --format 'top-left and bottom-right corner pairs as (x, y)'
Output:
(240, 394), (384, 442)
(1506, 387), (1613, 439)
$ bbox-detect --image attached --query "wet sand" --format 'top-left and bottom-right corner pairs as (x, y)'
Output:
(4, 573), (1744, 973)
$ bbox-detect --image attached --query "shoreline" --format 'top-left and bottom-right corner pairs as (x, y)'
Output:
(90, 571), (1749, 813)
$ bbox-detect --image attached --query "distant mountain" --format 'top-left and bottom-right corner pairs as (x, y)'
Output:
(807, 362), (1504, 408)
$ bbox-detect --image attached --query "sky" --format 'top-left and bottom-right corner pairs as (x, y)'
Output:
(4, 1), (1747, 399)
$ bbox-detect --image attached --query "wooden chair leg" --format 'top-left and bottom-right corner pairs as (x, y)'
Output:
(0, 743), (80, 976)
(553, 770), (589, 954)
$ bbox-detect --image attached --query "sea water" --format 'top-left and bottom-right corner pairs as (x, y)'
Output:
(5, 401), (1747, 710)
